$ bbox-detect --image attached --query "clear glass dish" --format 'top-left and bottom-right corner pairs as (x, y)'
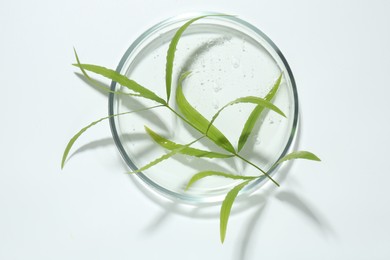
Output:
(109, 12), (298, 204)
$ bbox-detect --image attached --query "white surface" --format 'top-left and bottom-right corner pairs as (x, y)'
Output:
(1, 0), (390, 259)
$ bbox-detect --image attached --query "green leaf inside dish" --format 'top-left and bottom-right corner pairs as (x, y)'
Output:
(128, 136), (204, 174)
(176, 72), (235, 153)
(237, 74), (282, 152)
(206, 95), (286, 135)
(145, 126), (233, 159)
(165, 14), (230, 102)
(185, 171), (256, 190)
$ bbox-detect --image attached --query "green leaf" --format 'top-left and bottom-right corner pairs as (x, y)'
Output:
(238, 73), (283, 152)
(276, 151), (321, 164)
(206, 95), (286, 134)
(145, 126), (233, 159)
(129, 136), (204, 174)
(220, 180), (252, 243)
(61, 105), (163, 169)
(185, 171), (257, 190)
(73, 48), (141, 97)
(176, 72), (235, 153)
(73, 63), (166, 105)
(165, 14), (230, 102)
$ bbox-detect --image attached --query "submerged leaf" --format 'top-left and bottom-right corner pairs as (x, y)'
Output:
(73, 64), (166, 104)
(129, 137), (204, 174)
(276, 151), (321, 164)
(238, 74), (283, 152)
(61, 105), (163, 169)
(145, 126), (232, 159)
(165, 14), (230, 102)
(176, 72), (235, 153)
(206, 95), (286, 134)
(220, 180), (252, 243)
(185, 171), (257, 190)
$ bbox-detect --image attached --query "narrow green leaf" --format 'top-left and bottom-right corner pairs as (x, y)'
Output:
(220, 180), (252, 243)
(206, 95), (286, 134)
(276, 151), (321, 164)
(129, 136), (204, 174)
(176, 72), (235, 153)
(61, 105), (163, 169)
(166, 14), (230, 102)
(73, 63), (166, 104)
(73, 48), (141, 97)
(237, 74), (283, 152)
(145, 126), (233, 159)
(185, 171), (257, 190)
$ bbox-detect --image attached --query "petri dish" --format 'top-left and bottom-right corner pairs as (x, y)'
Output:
(109, 12), (298, 204)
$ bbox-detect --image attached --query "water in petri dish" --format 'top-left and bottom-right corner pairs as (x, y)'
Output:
(111, 17), (297, 203)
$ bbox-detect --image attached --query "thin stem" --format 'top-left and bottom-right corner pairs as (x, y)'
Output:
(234, 153), (280, 187)
(165, 104), (195, 129)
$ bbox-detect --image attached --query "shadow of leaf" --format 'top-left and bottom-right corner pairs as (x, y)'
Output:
(74, 72), (111, 97)
(275, 190), (335, 238)
(66, 133), (149, 162)
(142, 202), (178, 234)
(237, 196), (268, 260)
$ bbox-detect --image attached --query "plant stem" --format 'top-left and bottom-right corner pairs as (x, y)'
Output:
(233, 153), (279, 187)
(165, 104), (195, 129)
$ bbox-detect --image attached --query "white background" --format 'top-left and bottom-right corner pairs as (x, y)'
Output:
(1, 0), (390, 259)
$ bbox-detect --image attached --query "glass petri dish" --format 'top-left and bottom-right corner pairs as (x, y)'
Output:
(109, 12), (298, 204)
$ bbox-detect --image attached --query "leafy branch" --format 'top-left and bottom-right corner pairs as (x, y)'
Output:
(62, 14), (320, 244)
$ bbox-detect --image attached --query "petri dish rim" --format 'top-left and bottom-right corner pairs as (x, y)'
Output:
(109, 12), (299, 204)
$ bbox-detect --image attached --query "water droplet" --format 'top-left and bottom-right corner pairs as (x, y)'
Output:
(232, 57), (240, 69)
(212, 99), (219, 109)
(213, 82), (222, 93)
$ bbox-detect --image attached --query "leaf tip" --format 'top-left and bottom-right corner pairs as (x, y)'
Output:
(179, 71), (192, 82)
(280, 110), (287, 118)
(220, 234), (226, 244)
(313, 156), (321, 162)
